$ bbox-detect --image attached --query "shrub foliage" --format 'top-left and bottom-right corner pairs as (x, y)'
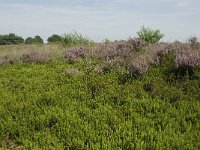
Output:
(25, 36), (43, 44)
(61, 31), (95, 47)
(47, 34), (62, 43)
(137, 26), (164, 44)
(0, 33), (24, 45)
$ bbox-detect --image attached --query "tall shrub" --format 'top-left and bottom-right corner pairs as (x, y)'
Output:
(137, 26), (164, 44)
(61, 31), (94, 47)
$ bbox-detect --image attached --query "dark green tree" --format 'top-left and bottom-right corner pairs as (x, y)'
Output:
(25, 37), (35, 44)
(47, 34), (62, 43)
(25, 36), (43, 44)
(0, 33), (24, 45)
(34, 35), (44, 44)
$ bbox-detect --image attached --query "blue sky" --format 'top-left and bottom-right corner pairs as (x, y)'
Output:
(0, 0), (200, 42)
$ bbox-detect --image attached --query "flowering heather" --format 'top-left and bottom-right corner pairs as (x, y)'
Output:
(129, 59), (149, 76)
(144, 42), (200, 66)
(4, 55), (15, 64)
(147, 41), (200, 68)
(146, 43), (173, 54)
(20, 52), (49, 63)
(175, 49), (200, 67)
(64, 47), (85, 63)
(96, 42), (118, 60)
(127, 38), (146, 51)
(90, 38), (145, 68)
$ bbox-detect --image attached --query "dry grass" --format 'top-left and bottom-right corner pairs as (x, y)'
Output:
(0, 44), (65, 61)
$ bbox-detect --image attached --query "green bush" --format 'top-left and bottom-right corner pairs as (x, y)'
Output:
(47, 34), (62, 43)
(61, 31), (95, 47)
(34, 36), (43, 44)
(137, 26), (164, 44)
(25, 36), (43, 44)
(0, 60), (199, 149)
(0, 33), (24, 45)
(25, 37), (35, 44)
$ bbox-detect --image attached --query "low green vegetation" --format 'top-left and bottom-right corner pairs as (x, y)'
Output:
(0, 29), (199, 149)
(0, 59), (199, 149)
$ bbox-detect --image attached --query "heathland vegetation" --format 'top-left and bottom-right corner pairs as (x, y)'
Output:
(0, 27), (199, 149)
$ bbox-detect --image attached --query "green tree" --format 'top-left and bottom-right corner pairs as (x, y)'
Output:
(47, 34), (62, 43)
(34, 35), (43, 44)
(25, 36), (43, 44)
(0, 33), (24, 45)
(25, 37), (35, 44)
(62, 31), (94, 47)
(137, 26), (164, 44)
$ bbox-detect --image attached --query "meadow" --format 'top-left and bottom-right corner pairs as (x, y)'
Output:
(0, 32), (200, 149)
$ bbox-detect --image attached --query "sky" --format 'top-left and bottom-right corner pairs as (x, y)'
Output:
(0, 0), (200, 42)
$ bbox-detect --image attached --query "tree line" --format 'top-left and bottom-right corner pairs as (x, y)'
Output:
(0, 27), (165, 45)
(0, 33), (62, 45)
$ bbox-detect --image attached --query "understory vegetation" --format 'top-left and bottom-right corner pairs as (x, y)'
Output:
(0, 29), (200, 149)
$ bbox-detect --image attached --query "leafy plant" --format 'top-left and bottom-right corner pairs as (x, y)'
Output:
(61, 31), (95, 47)
(103, 38), (112, 44)
(137, 26), (164, 44)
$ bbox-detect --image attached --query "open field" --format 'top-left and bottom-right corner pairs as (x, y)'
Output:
(0, 39), (200, 149)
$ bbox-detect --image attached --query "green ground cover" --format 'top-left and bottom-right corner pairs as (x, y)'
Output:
(0, 59), (199, 149)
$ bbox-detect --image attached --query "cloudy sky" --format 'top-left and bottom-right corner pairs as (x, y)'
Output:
(0, 0), (199, 42)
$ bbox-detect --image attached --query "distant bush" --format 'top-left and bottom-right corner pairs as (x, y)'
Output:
(137, 26), (164, 44)
(47, 34), (62, 43)
(25, 36), (43, 44)
(61, 32), (95, 47)
(34, 36), (43, 44)
(0, 33), (24, 45)
(25, 37), (34, 44)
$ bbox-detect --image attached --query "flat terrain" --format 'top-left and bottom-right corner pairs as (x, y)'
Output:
(0, 43), (199, 149)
